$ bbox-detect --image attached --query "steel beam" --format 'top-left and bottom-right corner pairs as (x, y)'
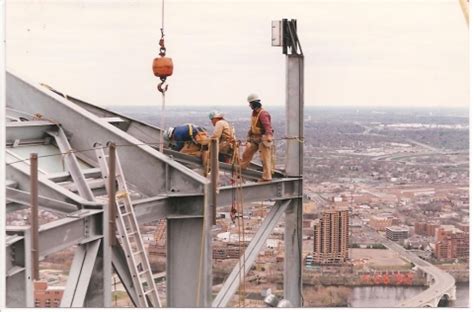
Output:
(284, 52), (304, 306)
(166, 200), (212, 308)
(48, 127), (95, 201)
(164, 148), (285, 179)
(6, 187), (77, 214)
(46, 167), (102, 183)
(5, 228), (34, 307)
(6, 120), (56, 142)
(102, 199), (112, 307)
(212, 200), (291, 307)
(7, 71), (207, 197)
(6, 161), (100, 209)
(217, 178), (301, 207)
(5, 210), (103, 271)
(61, 240), (101, 307)
(131, 178), (301, 224)
(30, 153), (39, 281)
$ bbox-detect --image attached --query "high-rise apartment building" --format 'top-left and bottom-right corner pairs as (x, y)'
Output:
(313, 207), (349, 264)
(434, 226), (469, 261)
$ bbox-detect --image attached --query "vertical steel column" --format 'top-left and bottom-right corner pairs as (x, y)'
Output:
(101, 144), (115, 307)
(210, 138), (218, 225)
(30, 153), (39, 281)
(166, 215), (212, 306)
(167, 184), (212, 307)
(284, 54), (304, 307)
(108, 143), (117, 246)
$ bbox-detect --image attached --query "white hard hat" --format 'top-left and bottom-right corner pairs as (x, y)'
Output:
(247, 93), (260, 103)
(209, 110), (224, 120)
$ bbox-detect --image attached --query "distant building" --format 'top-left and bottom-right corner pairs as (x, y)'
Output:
(34, 280), (64, 308)
(385, 226), (409, 241)
(369, 214), (399, 231)
(313, 207), (349, 264)
(434, 226), (469, 261)
(414, 222), (439, 237)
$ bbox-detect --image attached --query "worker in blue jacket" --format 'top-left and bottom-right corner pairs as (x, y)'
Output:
(163, 124), (209, 157)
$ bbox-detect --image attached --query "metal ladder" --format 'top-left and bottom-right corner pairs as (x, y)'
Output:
(95, 146), (161, 307)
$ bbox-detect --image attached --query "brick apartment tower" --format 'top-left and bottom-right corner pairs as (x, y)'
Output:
(434, 226), (469, 261)
(313, 207), (349, 264)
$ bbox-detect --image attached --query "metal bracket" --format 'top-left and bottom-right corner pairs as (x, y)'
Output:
(282, 19), (303, 56)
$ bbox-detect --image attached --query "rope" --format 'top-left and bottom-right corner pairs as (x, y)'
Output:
(161, 0), (165, 34)
(229, 144), (246, 307)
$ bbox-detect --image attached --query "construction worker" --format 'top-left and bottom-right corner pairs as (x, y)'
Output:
(240, 94), (274, 181)
(208, 111), (236, 163)
(163, 124), (209, 158)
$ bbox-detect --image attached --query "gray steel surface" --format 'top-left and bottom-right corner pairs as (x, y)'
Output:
(283, 54), (304, 307)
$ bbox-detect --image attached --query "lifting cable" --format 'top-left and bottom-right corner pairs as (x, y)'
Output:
(152, 0), (173, 152)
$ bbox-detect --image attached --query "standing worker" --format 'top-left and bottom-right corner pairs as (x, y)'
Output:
(240, 94), (274, 182)
(208, 111), (236, 163)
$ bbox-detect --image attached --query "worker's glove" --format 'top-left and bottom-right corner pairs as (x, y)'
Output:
(263, 134), (273, 142)
(262, 134), (273, 148)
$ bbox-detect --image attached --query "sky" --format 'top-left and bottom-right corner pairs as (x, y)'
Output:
(5, 0), (469, 108)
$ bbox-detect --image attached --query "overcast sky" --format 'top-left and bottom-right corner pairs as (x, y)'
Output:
(5, 0), (469, 108)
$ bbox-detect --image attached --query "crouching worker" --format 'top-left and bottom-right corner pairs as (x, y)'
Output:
(163, 124), (210, 166)
(208, 111), (236, 164)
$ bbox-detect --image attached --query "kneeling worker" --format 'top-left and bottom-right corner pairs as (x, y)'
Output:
(208, 111), (236, 163)
(240, 93), (274, 182)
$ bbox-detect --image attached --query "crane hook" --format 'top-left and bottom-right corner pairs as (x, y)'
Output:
(157, 80), (169, 93)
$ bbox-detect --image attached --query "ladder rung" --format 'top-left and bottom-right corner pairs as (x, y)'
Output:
(127, 231), (138, 236)
(144, 290), (155, 295)
(120, 211), (132, 217)
(134, 250), (144, 256)
(139, 269), (149, 276)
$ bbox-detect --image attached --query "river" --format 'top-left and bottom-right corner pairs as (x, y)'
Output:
(349, 283), (469, 307)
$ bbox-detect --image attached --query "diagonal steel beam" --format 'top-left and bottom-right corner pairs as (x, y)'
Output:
(48, 127), (95, 201)
(6, 187), (78, 213)
(212, 200), (292, 307)
(6, 160), (100, 209)
(60, 240), (101, 307)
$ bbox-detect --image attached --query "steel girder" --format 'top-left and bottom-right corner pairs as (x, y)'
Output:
(283, 55), (304, 306)
(5, 209), (107, 307)
(132, 178), (301, 222)
(7, 71), (207, 197)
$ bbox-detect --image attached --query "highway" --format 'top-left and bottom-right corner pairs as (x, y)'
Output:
(380, 235), (456, 307)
